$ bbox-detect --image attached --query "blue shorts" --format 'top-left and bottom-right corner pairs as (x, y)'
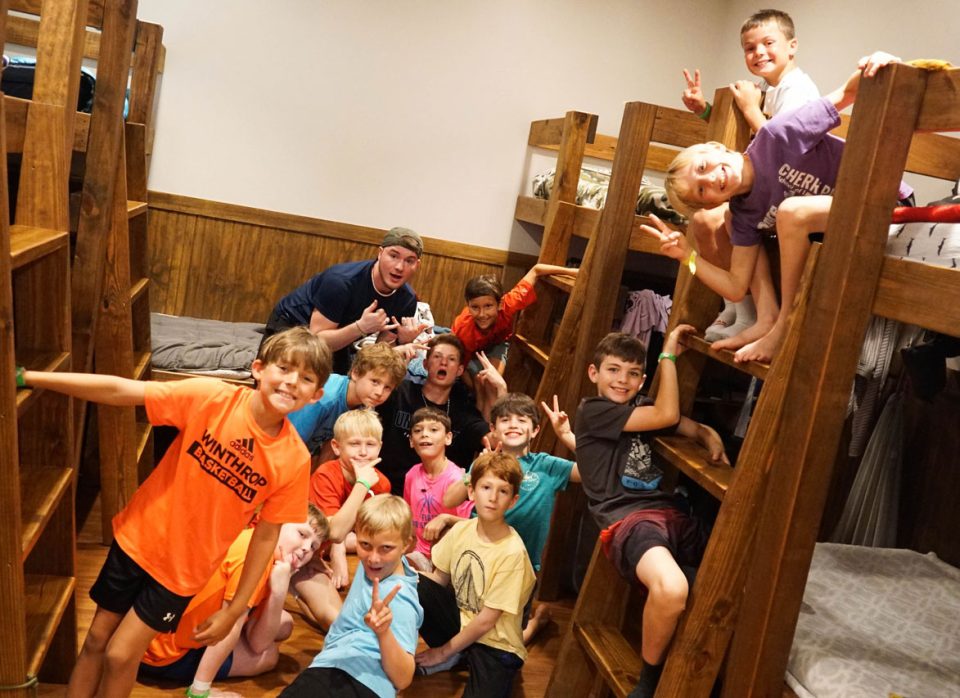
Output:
(138, 647), (234, 684)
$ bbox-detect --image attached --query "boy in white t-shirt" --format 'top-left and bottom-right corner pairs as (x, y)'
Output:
(680, 8), (820, 352)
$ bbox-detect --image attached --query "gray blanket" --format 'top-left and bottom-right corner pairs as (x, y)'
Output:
(151, 313), (263, 373)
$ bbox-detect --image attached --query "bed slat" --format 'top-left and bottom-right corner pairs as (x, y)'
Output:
(873, 257), (960, 337)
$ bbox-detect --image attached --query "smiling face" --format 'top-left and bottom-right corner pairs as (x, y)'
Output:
(356, 526), (407, 581)
(275, 522), (321, 571)
(374, 245), (420, 292)
(467, 295), (500, 332)
(331, 432), (382, 475)
(351, 368), (397, 408)
(409, 418), (452, 461)
(491, 413), (539, 456)
(252, 358), (323, 417)
(468, 472), (519, 524)
(425, 342), (465, 388)
(677, 143), (747, 210)
(588, 354), (646, 405)
(741, 19), (797, 85)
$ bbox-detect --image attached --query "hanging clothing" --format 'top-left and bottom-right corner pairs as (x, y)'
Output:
(620, 290), (671, 349)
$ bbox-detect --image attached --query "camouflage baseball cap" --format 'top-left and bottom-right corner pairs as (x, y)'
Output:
(381, 227), (423, 258)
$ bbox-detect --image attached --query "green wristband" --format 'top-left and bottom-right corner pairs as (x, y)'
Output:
(356, 478), (373, 491)
(697, 102), (712, 121)
(658, 352), (677, 363)
(15, 365), (26, 388)
(185, 689), (209, 698)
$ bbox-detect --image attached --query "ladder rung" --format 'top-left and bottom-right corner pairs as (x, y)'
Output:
(684, 335), (769, 380)
(9, 225), (69, 270)
(542, 274), (574, 293)
(574, 622), (642, 698)
(653, 434), (734, 500)
(513, 333), (549, 367)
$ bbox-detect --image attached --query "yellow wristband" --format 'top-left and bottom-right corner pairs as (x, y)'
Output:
(686, 249), (698, 276)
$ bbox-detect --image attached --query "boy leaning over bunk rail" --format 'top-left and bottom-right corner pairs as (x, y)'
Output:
(647, 51), (913, 365)
(280, 495), (423, 698)
(138, 506), (326, 698)
(680, 9), (821, 354)
(16, 326), (331, 698)
(574, 328), (727, 698)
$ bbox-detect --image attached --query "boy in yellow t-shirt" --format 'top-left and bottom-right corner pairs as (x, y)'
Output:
(415, 452), (535, 697)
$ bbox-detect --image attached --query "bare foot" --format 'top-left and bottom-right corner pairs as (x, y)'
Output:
(711, 318), (773, 352)
(522, 603), (553, 645)
(733, 324), (786, 363)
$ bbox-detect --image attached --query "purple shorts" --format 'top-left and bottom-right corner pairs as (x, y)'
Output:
(602, 507), (706, 584)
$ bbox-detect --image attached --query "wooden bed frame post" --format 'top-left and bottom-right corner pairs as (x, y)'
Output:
(720, 63), (928, 698)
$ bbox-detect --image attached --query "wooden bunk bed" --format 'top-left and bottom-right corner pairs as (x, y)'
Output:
(506, 91), (750, 601)
(541, 64), (960, 697)
(0, 1), (90, 693)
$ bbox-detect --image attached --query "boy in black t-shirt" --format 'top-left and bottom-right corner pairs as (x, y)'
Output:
(574, 327), (727, 698)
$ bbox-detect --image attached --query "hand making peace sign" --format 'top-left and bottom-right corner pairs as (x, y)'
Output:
(364, 577), (402, 637)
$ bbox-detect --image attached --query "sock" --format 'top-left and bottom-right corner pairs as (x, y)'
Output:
(711, 296), (757, 340)
(704, 299), (737, 342)
(628, 662), (664, 698)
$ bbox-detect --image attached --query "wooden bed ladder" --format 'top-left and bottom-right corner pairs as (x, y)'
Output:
(547, 64), (960, 697)
(1, 0), (92, 692)
(508, 91), (747, 601)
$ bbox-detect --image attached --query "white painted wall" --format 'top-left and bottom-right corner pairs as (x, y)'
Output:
(137, 0), (728, 255)
(137, 1), (960, 254)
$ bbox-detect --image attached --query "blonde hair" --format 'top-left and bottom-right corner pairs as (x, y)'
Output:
(664, 141), (730, 218)
(355, 494), (413, 542)
(332, 408), (383, 443)
(306, 503), (329, 543)
(351, 342), (407, 387)
(258, 327), (332, 385)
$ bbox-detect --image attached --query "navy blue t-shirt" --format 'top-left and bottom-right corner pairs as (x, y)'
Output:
(272, 259), (417, 373)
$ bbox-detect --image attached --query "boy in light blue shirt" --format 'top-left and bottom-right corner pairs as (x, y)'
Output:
(280, 495), (422, 698)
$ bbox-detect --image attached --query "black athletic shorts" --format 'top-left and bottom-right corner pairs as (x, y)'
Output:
(90, 540), (193, 632)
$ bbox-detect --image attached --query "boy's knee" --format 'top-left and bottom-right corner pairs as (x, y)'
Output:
(647, 573), (689, 614)
(103, 641), (139, 674)
(80, 625), (113, 656)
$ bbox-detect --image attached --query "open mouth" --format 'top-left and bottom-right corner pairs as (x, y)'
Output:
(436, 368), (448, 379)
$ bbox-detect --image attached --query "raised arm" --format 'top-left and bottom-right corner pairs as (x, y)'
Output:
(826, 51), (901, 112)
(681, 68), (708, 118)
(623, 324), (696, 432)
(242, 560), (294, 654)
(642, 214), (758, 302)
(326, 458), (382, 542)
(520, 263), (580, 286)
(541, 394), (576, 452)
(20, 370), (146, 406)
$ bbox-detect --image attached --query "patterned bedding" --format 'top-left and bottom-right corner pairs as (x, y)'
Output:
(886, 220), (960, 268)
(151, 313), (263, 379)
(531, 166), (685, 224)
(786, 543), (960, 698)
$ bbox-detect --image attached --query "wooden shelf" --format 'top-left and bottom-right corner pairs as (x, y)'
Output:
(513, 333), (549, 367)
(574, 622), (641, 698)
(15, 352), (71, 417)
(653, 434), (734, 501)
(683, 334), (769, 380)
(20, 466), (74, 561)
(129, 276), (149, 303)
(127, 200), (148, 218)
(24, 574), (76, 677)
(9, 225), (68, 270)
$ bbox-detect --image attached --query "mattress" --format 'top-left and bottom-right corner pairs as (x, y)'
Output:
(786, 543), (960, 698)
(886, 221), (960, 268)
(151, 313), (263, 379)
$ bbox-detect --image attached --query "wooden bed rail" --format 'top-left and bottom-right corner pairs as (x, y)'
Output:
(10, 0), (104, 29)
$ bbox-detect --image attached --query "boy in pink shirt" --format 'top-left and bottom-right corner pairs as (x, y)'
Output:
(403, 408), (474, 571)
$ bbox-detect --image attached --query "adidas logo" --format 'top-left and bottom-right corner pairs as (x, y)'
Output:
(230, 437), (255, 460)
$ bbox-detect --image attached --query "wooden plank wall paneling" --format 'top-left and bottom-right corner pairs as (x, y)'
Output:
(147, 192), (535, 328)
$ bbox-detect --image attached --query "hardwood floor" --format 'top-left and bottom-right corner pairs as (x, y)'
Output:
(45, 493), (574, 697)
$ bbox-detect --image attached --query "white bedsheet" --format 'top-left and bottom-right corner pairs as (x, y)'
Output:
(786, 543), (960, 698)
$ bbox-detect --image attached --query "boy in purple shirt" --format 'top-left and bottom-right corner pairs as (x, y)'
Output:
(650, 51), (910, 364)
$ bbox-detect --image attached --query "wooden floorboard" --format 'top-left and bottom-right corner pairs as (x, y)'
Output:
(41, 494), (573, 697)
